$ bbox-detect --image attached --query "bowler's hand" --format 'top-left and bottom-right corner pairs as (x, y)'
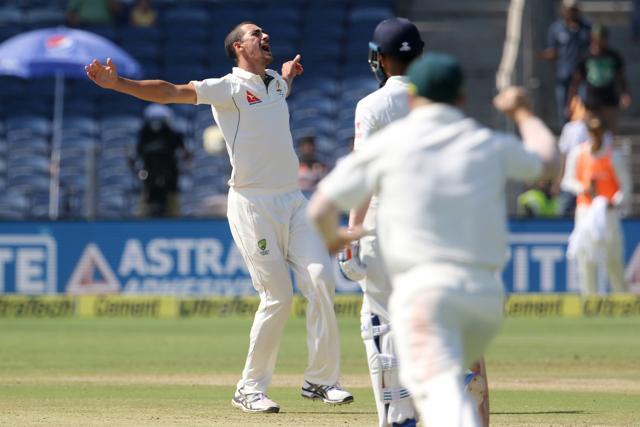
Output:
(282, 54), (304, 82)
(85, 58), (119, 89)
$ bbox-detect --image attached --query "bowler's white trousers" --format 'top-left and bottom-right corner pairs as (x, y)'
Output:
(228, 187), (341, 394)
(389, 263), (504, 427)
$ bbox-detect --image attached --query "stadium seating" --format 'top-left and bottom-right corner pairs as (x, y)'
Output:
(0, 0), (395, 219)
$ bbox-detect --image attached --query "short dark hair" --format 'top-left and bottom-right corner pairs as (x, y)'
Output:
(224, 21), (255, 62)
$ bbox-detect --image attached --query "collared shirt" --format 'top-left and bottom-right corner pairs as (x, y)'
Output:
(353, 76), (410, 150)
(320, 104), (544, 275)
(192, 67), (299, 192)
(353, 75), (411, 229)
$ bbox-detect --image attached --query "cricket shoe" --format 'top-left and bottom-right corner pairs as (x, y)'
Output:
(392, 418), (417, 427)
(231, 389), (280, 413)
(301, 380), (354, 405)
(464, 370), (486, 405)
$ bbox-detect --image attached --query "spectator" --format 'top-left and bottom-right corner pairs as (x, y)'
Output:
(568, 24), (632, 132)
(556, 95), (589, 215)
(66, 0), (122, 27)
(135, 104), (190, 217)
(517, 181), (562, 217)
(297, 136), (328, 198)
(541, 0), (591, 125)
(562, 116), (631, 294)
(130, 0), (157, 28)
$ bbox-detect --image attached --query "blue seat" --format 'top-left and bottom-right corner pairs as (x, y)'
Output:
(291, 95), (337, 117)
(6, 155), (50, 175)
(79, 25), (118, 42)
(0, 7), (23, 26)
(348, 6), (393, 23)
(165, 25), (210, 44)
(100, 115), (142, 137)
(163, 64), (209, 83)
(162, 6), (212, 26)
(163, 43), (210, 63)
(0, 190), (29, 219)
(0, 77), (26, 98)
(300, 41), (342, 62)
(122, 42), (161, 63)
(5, 115), (51, 140)
(62, 116), (99, 136)
(119, 26), (162, 45)
(8, 173), (50, 194)
(0, 23), (24, 42)
(25, 8), (65, 29)
(96, 96), (144, 117)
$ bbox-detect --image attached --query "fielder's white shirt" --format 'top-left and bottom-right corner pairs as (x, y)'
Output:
(192, 67), (299, 192)
(354, 76), (411, 229)
(320, 104), (545, 275)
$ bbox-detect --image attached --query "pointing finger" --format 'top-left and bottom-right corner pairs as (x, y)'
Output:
(292, 54), (301, 64)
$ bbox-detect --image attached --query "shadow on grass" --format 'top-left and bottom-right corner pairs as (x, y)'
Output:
(283, 411), (378, 415)
(493, 410), (587, 415)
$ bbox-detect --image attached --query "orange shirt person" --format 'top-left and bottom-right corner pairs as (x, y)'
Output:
(562, 117), (631, 294)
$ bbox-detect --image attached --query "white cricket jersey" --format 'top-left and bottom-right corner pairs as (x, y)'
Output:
(354, 76), (411, 150)
(192, 67), (299, 192)
(320, 104), (545, 275)
(353, 76), (410, 229)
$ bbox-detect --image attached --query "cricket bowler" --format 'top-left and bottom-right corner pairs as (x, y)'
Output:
(85, 21), (352, 414)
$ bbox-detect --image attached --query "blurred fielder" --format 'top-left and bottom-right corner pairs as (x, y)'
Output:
(85, 21), (352, 414)
(309, 53), (558, 426)
(342, 17), (489, 427)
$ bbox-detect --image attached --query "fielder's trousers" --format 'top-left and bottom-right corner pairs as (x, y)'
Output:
(390, 262), (504, 427)
(228, 187), (341, 394)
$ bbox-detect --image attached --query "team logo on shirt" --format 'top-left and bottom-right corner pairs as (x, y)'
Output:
(258, 239), (269, 255)
(275, 80), (283, 94)
(246, 90), (262, 105)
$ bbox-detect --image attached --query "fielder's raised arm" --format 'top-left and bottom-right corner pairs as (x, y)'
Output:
(85, 58), (197, 105)
(493, 86), (560, 180)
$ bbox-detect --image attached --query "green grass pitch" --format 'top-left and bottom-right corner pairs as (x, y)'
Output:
(0, 316), (639, 426)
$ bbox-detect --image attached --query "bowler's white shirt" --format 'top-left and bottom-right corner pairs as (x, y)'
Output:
(320, 104), (544, 275)
(192, 67), (299, 192)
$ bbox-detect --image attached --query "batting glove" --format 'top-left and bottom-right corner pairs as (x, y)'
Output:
(338, 240), (366, 282)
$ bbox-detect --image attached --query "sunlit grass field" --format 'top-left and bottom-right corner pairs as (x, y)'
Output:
(1, 316), (639, 426)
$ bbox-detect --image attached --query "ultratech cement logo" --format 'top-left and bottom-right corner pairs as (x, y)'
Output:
(179, 297), (260, 317)
(0, 297), (74, 318)
(583, 296), (640, 317)
(503, 294), (584, 317)
(93, 296), (161, 317)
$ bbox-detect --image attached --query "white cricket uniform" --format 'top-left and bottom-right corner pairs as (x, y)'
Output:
(561, 142), (631, 294)
(353, 76), (415, 426)
(320, 104), (549, 427)
(192, 67), (341, 394)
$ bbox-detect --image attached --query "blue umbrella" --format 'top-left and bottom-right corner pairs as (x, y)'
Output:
(0, 27), (142, 219)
